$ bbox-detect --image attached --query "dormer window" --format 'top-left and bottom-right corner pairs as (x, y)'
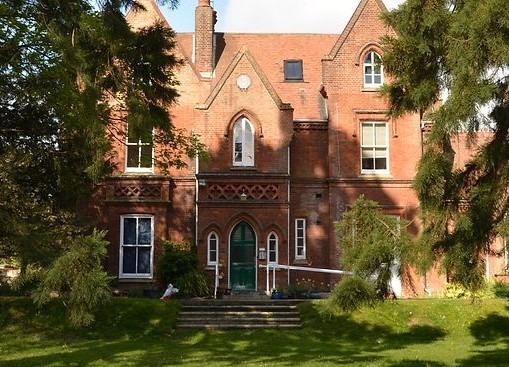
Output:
(284, 60), (303, 81)
(363, 51), (383, 88)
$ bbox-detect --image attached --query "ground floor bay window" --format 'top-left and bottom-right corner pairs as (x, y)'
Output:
(119, 215), (154, 279)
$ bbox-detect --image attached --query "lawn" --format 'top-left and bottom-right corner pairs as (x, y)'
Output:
(0, 296), (508, 366)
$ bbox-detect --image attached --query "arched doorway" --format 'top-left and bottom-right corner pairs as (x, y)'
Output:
(229, 221), (256, 291)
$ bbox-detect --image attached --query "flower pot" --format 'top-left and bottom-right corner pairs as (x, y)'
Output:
(271, 291), (283, 299)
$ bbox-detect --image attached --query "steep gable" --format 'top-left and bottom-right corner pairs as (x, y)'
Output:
(125, 0), (171, 30)
(325, 0), (388, 60)
(196, 46), (292, 111)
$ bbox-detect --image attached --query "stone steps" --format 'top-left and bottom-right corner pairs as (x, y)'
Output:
(177, 298), (303, 329)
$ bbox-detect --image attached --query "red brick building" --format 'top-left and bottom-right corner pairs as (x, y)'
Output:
(91, 0), (507, 297)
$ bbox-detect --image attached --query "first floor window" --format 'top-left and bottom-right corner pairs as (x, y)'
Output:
(268, 232), (278, 264)
(233, 117), (254, 166)
(120, 215), (153, 278)
(207, 232), (218, 265)
(295, 219), (306, 260)
(126, 122), (153, 172)
(363, 51), (383, 88)
(361, 121), (388, 173)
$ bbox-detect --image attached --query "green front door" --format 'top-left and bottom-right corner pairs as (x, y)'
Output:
(230, 221), (256, 291)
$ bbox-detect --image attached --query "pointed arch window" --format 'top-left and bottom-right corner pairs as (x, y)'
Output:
(363, 51), (383, 88)
(207, 232), (218, 266)
(233, 117), (254, 167)
(267, 232), (278, 264)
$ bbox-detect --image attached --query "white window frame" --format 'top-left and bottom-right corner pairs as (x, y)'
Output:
(125, 122), (154, 173)
(232, 117), (254, 167)
(361, 121), (389, 174)
(207, 231), (219, 266)
(119, 214), (154, 279)
(267, 232), (278, 264)
(363, 51), (383, 88)
(295, 219), (306, 260)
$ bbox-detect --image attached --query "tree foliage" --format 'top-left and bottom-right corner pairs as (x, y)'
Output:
(0, 0), (203, 271)
(381, 0), (509, 291)
(335, 195), (415, 298)
(33, 230), (112, 328)
(0, 0), (206, 322)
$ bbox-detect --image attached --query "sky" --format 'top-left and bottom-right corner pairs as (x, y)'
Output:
(162, 0), (405, 34)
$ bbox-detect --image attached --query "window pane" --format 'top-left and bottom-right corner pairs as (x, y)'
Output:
(137, 247), (151, 274)
(138, 218), (152, 245)
(209, 234), (217, 263)
(375, 124), (386, 145)
(243, 122), (254, 165)
(362, 147), (374, 158)
(123, 218), (137, 245)
(362, 158), (374, 170)
(375, 158), (387, 170)
(122, 247), (136, 273)
(374, 75), (382, 84)
(362, 124), (374, 145)
(285, 60), (303, 80)
(375, 147), (386, 158)
(140, 145), (152, 168)
(209, 250), (217, 263)
(234, 142), (242, 162)
(126, 145), (140, 168)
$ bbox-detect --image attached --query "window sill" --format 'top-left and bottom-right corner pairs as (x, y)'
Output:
(359, 173), (393, 179)
(361, 87), (382, 92)
(230, 166), (257, 171)
(118, 277), (153, 282)
(124, 170), (154, 175)
(293, 258), (309, 266)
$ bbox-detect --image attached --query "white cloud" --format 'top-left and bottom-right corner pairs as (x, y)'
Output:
(219, 0), (405, 34)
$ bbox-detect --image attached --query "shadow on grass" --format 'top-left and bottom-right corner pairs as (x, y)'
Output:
(0, 299), (449, 367)
(454, 305), (509, 367)
(387, 361), (447, 367)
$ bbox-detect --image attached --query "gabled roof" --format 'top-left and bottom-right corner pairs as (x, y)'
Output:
(196, 46), (292, 111)
(325, 0), (388, 60)
(177, 32), (337, 120)
(125, 0), (171, 29)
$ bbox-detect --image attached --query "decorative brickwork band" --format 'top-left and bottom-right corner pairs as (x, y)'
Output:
(114, 185), (162, 199)
(207, 183), (279, 201)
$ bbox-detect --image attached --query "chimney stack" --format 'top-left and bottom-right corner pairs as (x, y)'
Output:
(195, 0), (216, 77)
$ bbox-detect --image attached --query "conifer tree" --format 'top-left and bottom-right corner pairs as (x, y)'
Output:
(335, 195), (414, 298)
(0, 0), (203, 316)
(381, 0), (509, 290)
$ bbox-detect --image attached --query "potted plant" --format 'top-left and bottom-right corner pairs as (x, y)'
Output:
(271, 288), (283, 299)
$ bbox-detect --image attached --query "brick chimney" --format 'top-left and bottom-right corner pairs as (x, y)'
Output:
(195, 0), (216, 77)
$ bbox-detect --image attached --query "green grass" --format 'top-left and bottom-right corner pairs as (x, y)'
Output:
(1, 296), (509, 366)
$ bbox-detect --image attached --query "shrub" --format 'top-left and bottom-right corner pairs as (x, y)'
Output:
(157, 240), (211, 297)
(10, 265), (44, 295)
(32, 230), (113, 328)
(174, 270), (211, 298)
(492, 281), (509, 298)
(157, 240), (198, 285)
(330, 276), (376, 312)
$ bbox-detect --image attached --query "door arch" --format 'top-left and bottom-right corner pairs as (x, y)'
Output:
(229, 221), (256, 291)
